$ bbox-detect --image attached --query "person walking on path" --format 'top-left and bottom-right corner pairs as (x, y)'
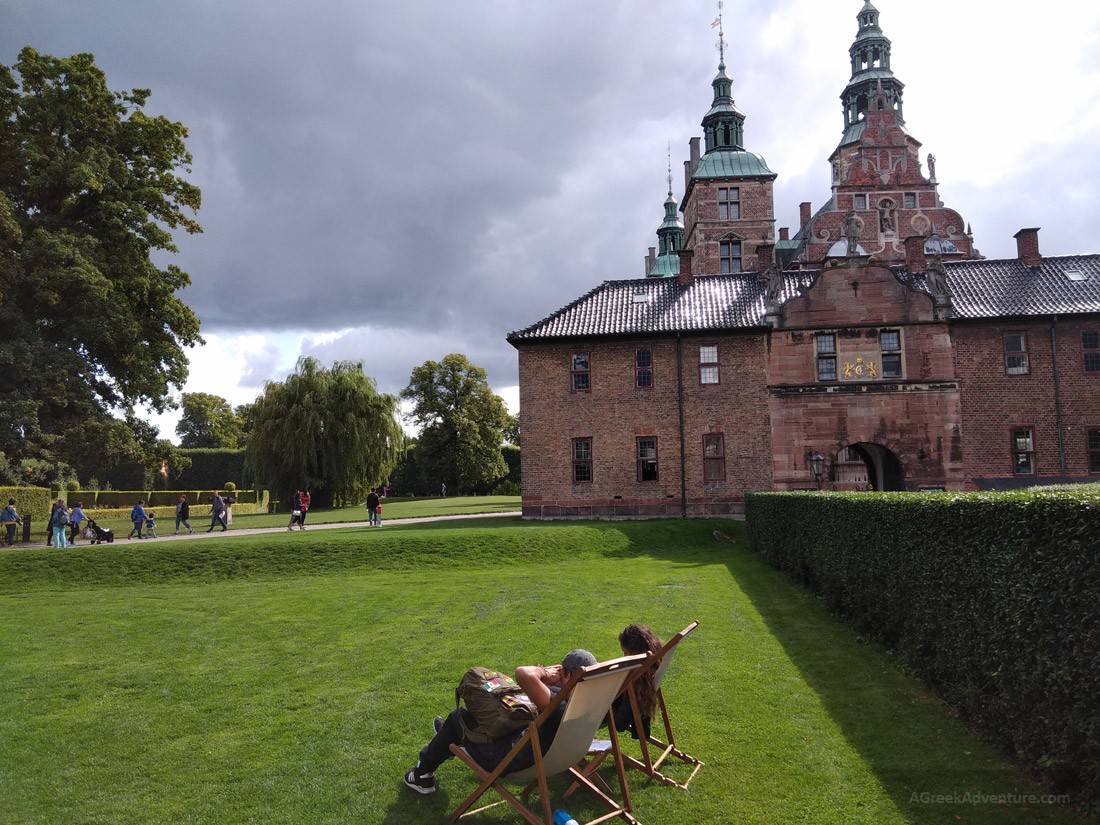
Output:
(128, 500), (147, 539)
(50, 499), (70, 548)
(1, 499), (22, 546)
(366, 488), (380, 526)
(288, 490), (303, 531)
(207, 492), (228, 532)
(68, 501), (87, 545)
(299, 490), (311, 529)
(175, 494), (194, 534)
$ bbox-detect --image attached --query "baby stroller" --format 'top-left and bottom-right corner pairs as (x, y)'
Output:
(86, 518), (114, 544)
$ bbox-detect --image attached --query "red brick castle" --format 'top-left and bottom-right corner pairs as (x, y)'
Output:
(510, 1), (1100, 518)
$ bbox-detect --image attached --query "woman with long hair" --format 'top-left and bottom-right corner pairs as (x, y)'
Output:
(614, 624), (663, 738)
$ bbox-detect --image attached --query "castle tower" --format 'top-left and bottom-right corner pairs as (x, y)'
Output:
(791, 1), (975, 267)
(649, 153), (685, 278)
(680, 13), (777, 276)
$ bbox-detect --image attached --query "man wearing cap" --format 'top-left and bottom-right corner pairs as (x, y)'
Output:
(404, 648), (598, 795)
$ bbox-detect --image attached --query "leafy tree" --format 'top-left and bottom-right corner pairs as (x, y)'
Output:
(400, 354), (508, 494)
(0, 48), (202, 475)
(234, 401), (258, 448)
(176, 392), (242, 448)
(125, 412), (190, 487)
(244, 357), (402, 507)
(503, 412), (520, 446)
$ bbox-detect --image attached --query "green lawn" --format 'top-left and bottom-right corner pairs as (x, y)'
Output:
(78, 495), (520, 539)
(0, 520), (1084, 824)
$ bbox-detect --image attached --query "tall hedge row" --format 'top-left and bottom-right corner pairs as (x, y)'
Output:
(58, 489), (265, 509)
(745, 489), (1100, 806)
(173, 449), (246, 489)
(0, 486), (53, 521)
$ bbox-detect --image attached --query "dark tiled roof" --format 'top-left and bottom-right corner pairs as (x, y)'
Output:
(508, 273), (813, 342)
(944, 255), (1100, 318)
(509, 255), (1100, 343)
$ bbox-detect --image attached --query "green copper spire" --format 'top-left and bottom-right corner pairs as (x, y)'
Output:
(701, 1), (745, 152)
(649, 145), (684, 278)
(840, 0), (904, 134)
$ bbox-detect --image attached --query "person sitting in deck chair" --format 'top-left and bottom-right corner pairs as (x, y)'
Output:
(403, 648), (598, 795)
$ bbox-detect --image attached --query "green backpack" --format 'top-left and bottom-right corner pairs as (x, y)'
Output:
(455, 667), (538, 744)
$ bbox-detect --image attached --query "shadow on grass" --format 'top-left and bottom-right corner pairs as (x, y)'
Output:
(644, 522), (1082, 825)
(377, 519), (1082, 825)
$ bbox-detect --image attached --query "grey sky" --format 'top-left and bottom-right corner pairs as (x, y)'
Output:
(4, 0), (1099, 434)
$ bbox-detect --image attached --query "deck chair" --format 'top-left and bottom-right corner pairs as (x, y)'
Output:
(568, 621), (704, 793)
(448, 654), (648, 825)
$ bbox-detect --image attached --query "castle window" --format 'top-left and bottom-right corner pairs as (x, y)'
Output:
(854, 194), (868, 210)
(636, 437), (659, 482)
(1089, 430), (1100, 474)
(880, 329), (902, 378)
(635, 349), (653, 388)
(571, 353), (591, 392)
(703, 433), (726, 482)
(903, 192), (917, 209)
(1083, 330), (1100, 373)
(699, 345), (719, 385)
(1004, 334), (1029, 375)
(720, 240), (742, 274)
(572, 438), (592, 483)
(1012, 428), (1035, 475)
(816, 333), (837, 381)
(718, 187), (740, 220)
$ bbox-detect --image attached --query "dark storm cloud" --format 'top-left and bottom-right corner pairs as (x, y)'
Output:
(5, 0), (1098, 401)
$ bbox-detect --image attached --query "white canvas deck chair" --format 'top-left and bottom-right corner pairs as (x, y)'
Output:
(448, 654), (648, 825)
(569, 621), (704, 793)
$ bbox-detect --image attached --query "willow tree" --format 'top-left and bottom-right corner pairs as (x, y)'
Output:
(244, 358), (403, 507)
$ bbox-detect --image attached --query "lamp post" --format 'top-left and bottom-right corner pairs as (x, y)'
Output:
(808, 451), (826, 490)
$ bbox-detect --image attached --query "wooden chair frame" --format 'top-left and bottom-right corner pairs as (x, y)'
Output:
(568, 621), (704, 793)
(448, 655), (646, 825)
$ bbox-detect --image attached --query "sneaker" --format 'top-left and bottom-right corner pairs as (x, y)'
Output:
(433, 716), (444, 734)
(403, 767), (437, 795)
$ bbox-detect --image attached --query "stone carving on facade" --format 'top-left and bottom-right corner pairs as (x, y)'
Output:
(765, 264), (784, 308)
(927, 153), (937, 182)
(925, 255), (952, 314)
(878, 198), (896, 233)
(844, 210), (862, 255)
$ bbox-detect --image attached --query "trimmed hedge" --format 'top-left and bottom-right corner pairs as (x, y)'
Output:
(60, 489), (266, 509)
(82, 501), (268, 522)
(745, 489), (1100, 806)
(0, 486), (53, 521)
(173, 449), (246, 489)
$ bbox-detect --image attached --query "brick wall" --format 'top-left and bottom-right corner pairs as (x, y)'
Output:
(683, 178), (775, 274)
(955, 316), (1100, 485)
(781, 264), (936, 328)
(517, 334), (770, 518)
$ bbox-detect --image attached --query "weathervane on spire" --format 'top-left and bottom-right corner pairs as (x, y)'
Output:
(712, 1), (726, 65)
(666, 141), (673, 195)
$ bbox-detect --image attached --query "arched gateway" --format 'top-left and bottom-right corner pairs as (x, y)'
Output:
(833, 443), (905, 491)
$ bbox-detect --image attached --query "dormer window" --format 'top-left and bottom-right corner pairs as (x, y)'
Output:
(720, 240), (742, 274)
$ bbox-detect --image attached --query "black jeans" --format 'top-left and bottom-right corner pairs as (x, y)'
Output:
(4, 523), (15, 545)
(418, 708), (559, 775)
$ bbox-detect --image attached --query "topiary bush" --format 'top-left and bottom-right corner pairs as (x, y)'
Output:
(745, 488), (1100, 806)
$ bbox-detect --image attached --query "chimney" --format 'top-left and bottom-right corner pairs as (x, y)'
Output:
(1014, 227), (1042, 267)
(647, 246), (657, 273)
(683, 160), (691, 194)
(689, 137), (701, 168)
(904, 235), (928, 272)
(677, 247), (694, 285)
(757, 243), (775, 272)
(779, 227), (790, 242)
(799, 202), (812, 230)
